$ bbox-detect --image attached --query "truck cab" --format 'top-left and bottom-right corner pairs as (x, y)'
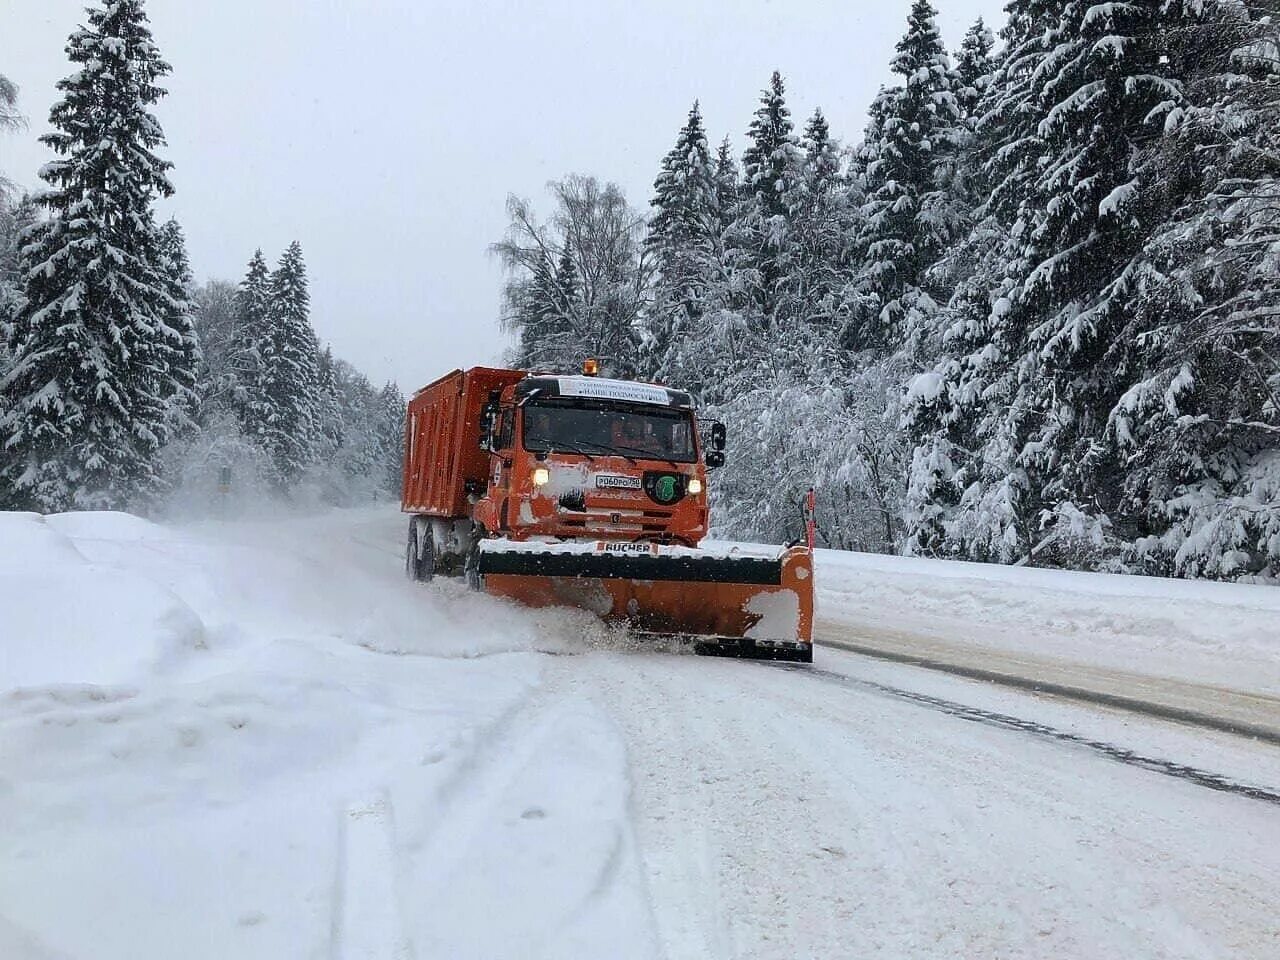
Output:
(471, 372), (724, 547)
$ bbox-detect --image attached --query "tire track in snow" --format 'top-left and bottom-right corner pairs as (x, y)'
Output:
(793, 665), (1280, 806)
(331, 792), (414, 960)
(397, 677), (657, 959)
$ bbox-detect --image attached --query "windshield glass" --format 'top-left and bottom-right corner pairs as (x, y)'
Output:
(522, 398), (697, 462)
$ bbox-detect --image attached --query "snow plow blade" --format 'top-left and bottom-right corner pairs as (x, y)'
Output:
(476, 540), (814, 661)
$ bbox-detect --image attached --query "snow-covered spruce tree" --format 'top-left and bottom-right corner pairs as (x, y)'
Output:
(314, 345), (345, 460)
(373, 381), (407, 497)
(728, 71), (803, 326)
(857, 0), (964, 353)
(905, 0), (1280, 576)
(643, 101), (719, 387)
(776, 108), (861, 367)
(0, 194), (37, 392)
(1099, 4), (1280, 579)
(0, 0), (192, 511)
(229, 249), (271, 436)
(900, 1), (1063, 560)
(155, 217), (200, 432)
(955, 17), (996, 126)
(712, 135), (740, 235)
(508, 244), (577, 371)
(989, 0), (1191, 567)
(257, 241), (320, 487)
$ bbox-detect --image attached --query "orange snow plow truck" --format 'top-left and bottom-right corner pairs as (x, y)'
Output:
(401, 362), (814, 662)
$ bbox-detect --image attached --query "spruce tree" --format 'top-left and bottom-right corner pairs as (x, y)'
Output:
(259, 241), (319, 486)
(0, 0), (189, 511)
(730, 71), (803, 322)
(778, 109), (856, 363)
(900, 4), (1061, 559)
(955, 18), (995, 125)
(646, 102), (716, 259)
(712, 135), (740, 234)
(645, 102), (718, 383)
(1098, 4), (1280, 578)
(373, 381), (407, 498)
(742, 71), (799, 221)
(155, 217), (200, 431)
(315, 344), (345, 459)
(994, 0), (1188, 562)
(231, 249), (271, 437)
(512, 247), (578, 370)
(857, 0), (964, 349)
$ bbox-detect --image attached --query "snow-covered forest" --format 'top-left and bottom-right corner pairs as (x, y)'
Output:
(496, 0), (1280, 582)
(0, 1), (404, 516)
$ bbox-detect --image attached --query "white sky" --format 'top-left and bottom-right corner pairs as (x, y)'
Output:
(1, 0), (1006, 392)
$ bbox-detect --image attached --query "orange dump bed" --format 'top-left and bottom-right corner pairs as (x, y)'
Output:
(402, 366), (524, 517)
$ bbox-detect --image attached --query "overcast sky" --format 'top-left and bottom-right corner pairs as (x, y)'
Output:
(1, 0), (1006, 392)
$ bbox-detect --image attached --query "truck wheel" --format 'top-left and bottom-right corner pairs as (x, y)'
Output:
(406, 518), (435, 582)
(464, 537), (483, 592)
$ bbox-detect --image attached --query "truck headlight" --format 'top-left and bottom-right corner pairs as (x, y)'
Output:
(532, 467), (550, 487)
(687, 477), (703, 495)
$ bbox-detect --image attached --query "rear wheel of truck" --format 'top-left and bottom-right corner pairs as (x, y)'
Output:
(405, 518), (435, 582)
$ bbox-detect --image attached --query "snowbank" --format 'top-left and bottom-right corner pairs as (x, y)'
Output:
(816, 548), (1280, 695)
(1, 512), (205, 689)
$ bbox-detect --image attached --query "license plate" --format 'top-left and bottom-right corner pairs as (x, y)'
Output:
(595, 474), (642, 490)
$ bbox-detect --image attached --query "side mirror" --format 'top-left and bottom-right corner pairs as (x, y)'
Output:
(710, 421), (726, 451)
(705, 421), (726, 469)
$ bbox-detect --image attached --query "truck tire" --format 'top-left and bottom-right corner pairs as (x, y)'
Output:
(464, 535), (483, 592)
(406, 518), (435, 582)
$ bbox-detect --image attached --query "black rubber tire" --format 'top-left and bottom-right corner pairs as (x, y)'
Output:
(404, 521), (417, 580)
(406, 519), (435, 582)
(463, 534), (483, 592)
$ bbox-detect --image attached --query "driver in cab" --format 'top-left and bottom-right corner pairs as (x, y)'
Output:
(611, 416), (663, 456)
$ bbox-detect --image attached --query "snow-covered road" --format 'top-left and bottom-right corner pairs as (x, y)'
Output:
(2, 507), (1279, 959)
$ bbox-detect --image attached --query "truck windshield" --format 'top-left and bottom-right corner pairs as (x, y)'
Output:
(522, 399), (697, 463)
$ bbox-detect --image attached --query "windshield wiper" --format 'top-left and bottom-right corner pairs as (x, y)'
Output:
(550, 440), (598, 461)
(609, 444), (681, 469)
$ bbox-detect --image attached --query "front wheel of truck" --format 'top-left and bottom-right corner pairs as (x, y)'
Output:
(464, 531), (484, 592)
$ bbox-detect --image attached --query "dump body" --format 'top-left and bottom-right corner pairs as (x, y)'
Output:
(402, 367), (525, 517)
(402, 365), (814, 661)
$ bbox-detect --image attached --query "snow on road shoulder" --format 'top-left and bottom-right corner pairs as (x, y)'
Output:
(0, 506), (657, 960)
(816, 548), (1280, 696)
(0, 512), (205, 690)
